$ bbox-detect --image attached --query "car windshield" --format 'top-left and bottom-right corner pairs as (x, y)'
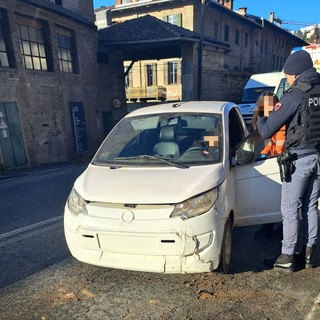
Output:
(241, 86), (275, 103)
(93, 112), (223, 167)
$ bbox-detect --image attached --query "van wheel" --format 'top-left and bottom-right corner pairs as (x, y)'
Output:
(218, 217), (233, 274)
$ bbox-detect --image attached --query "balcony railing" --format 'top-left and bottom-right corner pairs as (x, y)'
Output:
(126, 86), (167, 102)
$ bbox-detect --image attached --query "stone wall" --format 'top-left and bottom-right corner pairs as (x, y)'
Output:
(0, 0), (103, 167)
(201, 70), (250, 104)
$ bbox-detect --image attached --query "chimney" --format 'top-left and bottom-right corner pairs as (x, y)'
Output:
(238, 7), (247, 14)
(269, 12), (275, 23)
(216, 0), (234, 10)
(224, 0), (233, 10)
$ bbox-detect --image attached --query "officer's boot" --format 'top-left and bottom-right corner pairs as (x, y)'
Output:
(294, 245), (306, 267)
(273, 254), (295, 272)
(305, 245), (314, 269)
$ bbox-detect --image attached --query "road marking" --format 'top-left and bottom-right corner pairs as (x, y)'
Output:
(305, 293), (320, 320)
(0, 216), (63, 247)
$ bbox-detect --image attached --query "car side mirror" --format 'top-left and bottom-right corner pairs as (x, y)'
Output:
(235, 149), (255, 165)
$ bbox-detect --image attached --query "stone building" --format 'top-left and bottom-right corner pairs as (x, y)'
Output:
(95, 0), (307, 103)
(0, 0), (308, 170)
(0, 0), (125, 169)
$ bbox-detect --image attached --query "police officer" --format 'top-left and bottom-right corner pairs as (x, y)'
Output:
(257, 50), (320, 272)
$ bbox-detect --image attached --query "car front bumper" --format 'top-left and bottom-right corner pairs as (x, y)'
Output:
(64, 203), (224, 274)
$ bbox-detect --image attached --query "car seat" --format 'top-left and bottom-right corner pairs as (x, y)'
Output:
(153, 126), (180, 158)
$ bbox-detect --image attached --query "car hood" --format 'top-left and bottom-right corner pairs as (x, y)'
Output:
(74, 163), (225, 204)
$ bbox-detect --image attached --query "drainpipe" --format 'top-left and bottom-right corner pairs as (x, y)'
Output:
(197, 0), (205, 100)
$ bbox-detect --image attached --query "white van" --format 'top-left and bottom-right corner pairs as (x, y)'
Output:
(64, 101), (282, 274)
(239, 45), (320, 127)
(238, 72), (286, 127)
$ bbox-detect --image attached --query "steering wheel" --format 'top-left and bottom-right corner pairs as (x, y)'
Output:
(184, 146), (205, 153)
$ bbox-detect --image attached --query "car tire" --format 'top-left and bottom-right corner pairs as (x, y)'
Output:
(218, 217), (233, 274)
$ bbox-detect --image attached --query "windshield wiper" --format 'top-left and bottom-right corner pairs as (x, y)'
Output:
(113, 155), (189, 169)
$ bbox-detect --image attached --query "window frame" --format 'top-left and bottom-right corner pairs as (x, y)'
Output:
(235, 29), (240, 45)
(0, 9), (15, 68)
(17, 15), (52, 72)
(224, 24), (229, 42)
(168, 61), (178, 85)
(146, 63), (157, 87)
(214, 21), (219, 39)
(56, 25), (78, 74)
(244, 32), (248, 48)
(163, 14), (182, 27)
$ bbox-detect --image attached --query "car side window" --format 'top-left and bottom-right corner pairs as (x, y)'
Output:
(237, 130), (272, 160)
(228, 109), (245, 156)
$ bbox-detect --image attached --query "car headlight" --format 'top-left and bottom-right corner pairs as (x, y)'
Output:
(67, 187), (88, 216)
(170, 188), (219, 219)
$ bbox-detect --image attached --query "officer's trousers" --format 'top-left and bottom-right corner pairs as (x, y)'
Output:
(281, 153), (320, 255)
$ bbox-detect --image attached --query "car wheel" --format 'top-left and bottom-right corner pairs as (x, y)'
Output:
(218, 217), (233, 274)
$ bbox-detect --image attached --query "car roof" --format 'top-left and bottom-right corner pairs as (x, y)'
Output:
(126, 101), (236, 117)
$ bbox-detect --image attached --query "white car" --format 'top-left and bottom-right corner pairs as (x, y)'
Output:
(64, 101), (282, 274)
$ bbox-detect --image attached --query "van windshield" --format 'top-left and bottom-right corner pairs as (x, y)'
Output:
(242, 86), (275, 103)
(93, 113), (223, 167)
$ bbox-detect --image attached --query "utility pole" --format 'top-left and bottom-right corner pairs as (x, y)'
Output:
(197, 0), (206, 100)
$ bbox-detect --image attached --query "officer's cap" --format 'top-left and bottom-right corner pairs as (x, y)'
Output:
(283, 50), (313, 75)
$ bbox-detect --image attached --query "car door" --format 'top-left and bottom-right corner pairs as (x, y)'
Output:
(233, 131), (282, 226)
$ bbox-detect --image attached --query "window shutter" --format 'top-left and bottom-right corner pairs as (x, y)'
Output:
(177, 14), (182, 27)
(153, 63), (157, 85)
(164, 62), (168, 85)
(177, 60), (182, 84)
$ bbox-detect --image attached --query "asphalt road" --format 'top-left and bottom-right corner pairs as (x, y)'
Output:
(0, 163), (87, 288)
(0, 163), (319, 319)
(0, 226), (320, 320)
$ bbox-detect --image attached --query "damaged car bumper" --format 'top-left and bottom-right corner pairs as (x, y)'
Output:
(64, 203), (224, 274)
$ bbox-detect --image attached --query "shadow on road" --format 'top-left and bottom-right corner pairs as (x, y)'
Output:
(230, 224), (319, 274)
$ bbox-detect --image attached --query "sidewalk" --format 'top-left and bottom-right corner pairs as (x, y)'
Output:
(0, 160), (90, 181)
(0, 150), (95, 181)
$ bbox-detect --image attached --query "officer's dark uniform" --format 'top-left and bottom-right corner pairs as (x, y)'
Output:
(257, 50), (320, 271)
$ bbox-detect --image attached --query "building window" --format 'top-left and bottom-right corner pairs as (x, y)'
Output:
(124, 66), (130, 88)
(146, 64), (157, 86)
(235, 29), (240, 45)
(244, 33), (248, 48)
(0, 11), (9, 67)
(163, 14), (182, 27)
(18, 18), (49, 71)
(272, 54), (275, 69)
(57, 26), (77, 73)
(265, 41), (268, 55)
(168, 61), (178, 84)
(224, 24), (229, 42)
(214, 21), (219, 39)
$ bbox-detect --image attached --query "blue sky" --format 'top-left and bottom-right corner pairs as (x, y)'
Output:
(93, 0), (319, 31)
